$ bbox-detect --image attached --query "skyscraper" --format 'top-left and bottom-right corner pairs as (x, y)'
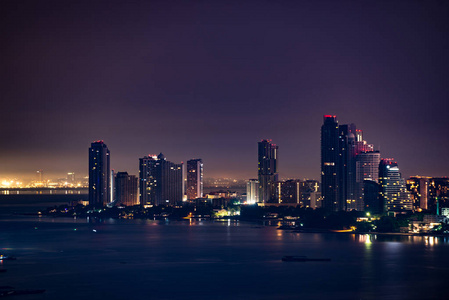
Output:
(186, 159), (203, 200)
(258, 140), (278, 203)
(321, 115), (375, 212)
(115, 172), (138, 206)
(356, 151), (381, 210)
(139, 153), (183, 206)
(321, 115), (339, 211)
(379, 159), (412, 213)
(338, 124), (357, 211)
(88, 140), (111, 207)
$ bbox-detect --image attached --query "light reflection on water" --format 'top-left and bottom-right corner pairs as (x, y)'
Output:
(1, 217), (449, 300)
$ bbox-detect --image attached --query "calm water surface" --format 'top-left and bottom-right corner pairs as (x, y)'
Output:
(1, 215), (448, 300)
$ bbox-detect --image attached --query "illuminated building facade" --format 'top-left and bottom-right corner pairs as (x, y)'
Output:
(246, 179), (259, 204)
(115, 172), (138, 206)
(428, 178), (449, 214)
(407, 176), (429, 211)
(88, 141), (111, 207)
(139, 153), (183, 206)
(379, 159), (412, 213)
(258, 140), (278, 203)
(186, 159), (203, 200)
(139, 155), (157, 206)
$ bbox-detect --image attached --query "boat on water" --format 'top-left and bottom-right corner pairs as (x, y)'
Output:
(282, 256), (331, 262)
(0, 289), (45, 297)
(0, 255), (16, 261)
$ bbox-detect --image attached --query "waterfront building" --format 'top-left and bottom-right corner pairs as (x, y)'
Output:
(276, 179), (302, 205)
(338, 124), (358, 211)
(407, 176), (430, 211)
(139, 153), (183, 206)
(186, 159), (203, 200)
(378, 159), (412, 213)
(356, 151), (381, 210)
(301, 180), (321, 209)
(139, 155), (157, 206)
(258, 140), (278, 203)
(246, 179), (259, 204)
(115, 172), (138, 206)
(321, 115), (339, 211)
(363, 180), (382, 214)
(88, 140), (111, 207)
(428, 178), (449, 214)
(321, 115), (376, 212)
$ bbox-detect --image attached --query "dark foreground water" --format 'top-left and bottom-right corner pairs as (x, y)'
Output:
(1, 215), (448, 300)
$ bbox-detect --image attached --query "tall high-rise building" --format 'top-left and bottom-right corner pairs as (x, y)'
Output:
(139, 155), (157, 206)
(379, 159), (412, 213)
(321, 115), (375, 212)
(88, 141), (111, 207)
(186, 159), (203, 200)
(321, 115), (339, 211)
(356, 151), (381, 210)
(246, 179), (259, 204)
(338, 124), (358, 211)
(139, 153), (183, 206)
(115, 172), (138, 206)
(258, 140), (278, 203)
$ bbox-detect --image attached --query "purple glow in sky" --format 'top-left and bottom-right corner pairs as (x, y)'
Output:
(1, 0), (448, 179)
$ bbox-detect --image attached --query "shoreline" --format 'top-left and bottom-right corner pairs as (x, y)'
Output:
(3, 213), (449, 238)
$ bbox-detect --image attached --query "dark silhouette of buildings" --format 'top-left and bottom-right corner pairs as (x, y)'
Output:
(338, 123), (358, 211)
(321, 115), (339, 211)
(88, 141), (111, 207)
(363, 180), (382, 214)
(276, 179), (302, 204)
(321, 115), (375, 212)
(115, 172), (138, 206)
(186, 159), (203, 200)
(258, 140), (278, 203)
(139, 153), (183, 206)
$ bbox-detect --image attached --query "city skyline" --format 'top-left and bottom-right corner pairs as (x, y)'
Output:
(1, 1), (448, 180)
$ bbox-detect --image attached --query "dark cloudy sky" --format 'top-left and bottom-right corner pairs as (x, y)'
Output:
(1, 0), (448, 180)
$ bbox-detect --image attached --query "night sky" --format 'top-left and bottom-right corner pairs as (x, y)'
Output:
(1, 0), (448, 180)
